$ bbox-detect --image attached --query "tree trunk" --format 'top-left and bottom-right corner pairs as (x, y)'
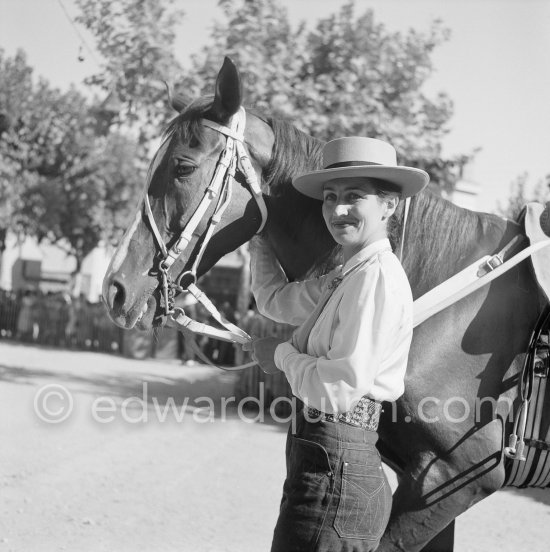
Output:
(70, 256), (84, 298)
(0, 227), (6, 287)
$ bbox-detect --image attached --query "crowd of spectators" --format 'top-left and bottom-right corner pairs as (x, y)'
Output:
(0, 288), (293, 366)
(0, 288), (122, 353)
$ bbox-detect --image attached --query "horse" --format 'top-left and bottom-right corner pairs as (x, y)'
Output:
(102, 57), (545, 551)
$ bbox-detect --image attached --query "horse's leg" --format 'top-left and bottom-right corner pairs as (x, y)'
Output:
(378, 419), (506, 552)
(389, 468), (456, 552)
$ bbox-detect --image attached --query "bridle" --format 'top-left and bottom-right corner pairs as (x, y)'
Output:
(143, 107), (268, 346)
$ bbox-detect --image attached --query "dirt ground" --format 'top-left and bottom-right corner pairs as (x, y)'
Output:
(1, 341), (549, 552)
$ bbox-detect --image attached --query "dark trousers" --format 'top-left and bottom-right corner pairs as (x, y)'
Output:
(271, 409), (392, 552)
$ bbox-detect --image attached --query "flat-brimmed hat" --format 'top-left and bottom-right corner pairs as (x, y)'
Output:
(292, 136), (429, 199)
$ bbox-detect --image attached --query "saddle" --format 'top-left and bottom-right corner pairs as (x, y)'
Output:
(519, 201), (550, 302)
(504, 202), (550, 487)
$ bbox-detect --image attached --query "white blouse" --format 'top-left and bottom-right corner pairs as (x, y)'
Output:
(249, 237), (413, 414)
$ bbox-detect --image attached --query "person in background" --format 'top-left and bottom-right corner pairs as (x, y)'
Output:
(16, 289), (36, 342)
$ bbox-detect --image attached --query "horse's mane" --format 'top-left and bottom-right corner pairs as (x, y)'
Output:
(262, 118), (341, 274)
(163, 97), (212, 146)
(263, 118), (324, 194)
(145, 98), (211, 197)
(397, 191), (507, 297)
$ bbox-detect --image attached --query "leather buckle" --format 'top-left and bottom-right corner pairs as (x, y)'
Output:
(478, 254), (503, 277)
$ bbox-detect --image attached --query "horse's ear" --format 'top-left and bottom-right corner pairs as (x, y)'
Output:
(209, 56), (242, 123)
(163, 81), (189, 113)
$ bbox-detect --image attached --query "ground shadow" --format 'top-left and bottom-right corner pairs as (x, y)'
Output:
(0, 360), (291, 430)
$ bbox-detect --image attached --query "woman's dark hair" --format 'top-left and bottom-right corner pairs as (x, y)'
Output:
(375, 188), (401, 246)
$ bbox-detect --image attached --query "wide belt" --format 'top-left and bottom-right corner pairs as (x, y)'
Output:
(304, 396), (382, 431)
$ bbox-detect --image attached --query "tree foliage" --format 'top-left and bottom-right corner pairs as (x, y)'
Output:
(0, 49), (143, 274)
(181, 0), (470, 193)
(496, 173), (550, 220)
(75, 0), (474, 192)
(75, 0), (184, 141)
(0, 49), (38, 247)
(19, 129), (143, 271)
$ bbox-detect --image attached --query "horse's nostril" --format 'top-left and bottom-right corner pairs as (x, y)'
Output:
(108, 280), (126, 312)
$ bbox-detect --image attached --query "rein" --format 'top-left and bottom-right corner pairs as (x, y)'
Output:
(144, 107), (267, 347)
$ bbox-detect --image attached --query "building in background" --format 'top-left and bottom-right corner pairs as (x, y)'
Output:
(0, 233), (112, 301)
(0, 233), (243, 304)
(443, 162), (481, 211)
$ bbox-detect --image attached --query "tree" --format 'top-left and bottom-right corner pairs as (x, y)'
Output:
(181, 0), (305, 113)
(18, 122), (144, 285)
(0, 49), (38, 252)
(75, 0), (185, 143)
(497, 173), (550, 220)
(0, 48), (144, 295)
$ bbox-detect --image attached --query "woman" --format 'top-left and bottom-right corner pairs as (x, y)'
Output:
(245, 137), (429, 552)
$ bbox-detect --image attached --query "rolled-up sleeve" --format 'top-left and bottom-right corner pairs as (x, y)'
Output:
(249, 237), (334, 326)
(273, 262), (408, 413)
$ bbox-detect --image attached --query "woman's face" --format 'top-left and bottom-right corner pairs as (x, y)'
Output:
(322, 178), (393, 260)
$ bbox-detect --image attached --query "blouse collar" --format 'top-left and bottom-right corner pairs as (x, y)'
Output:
(341, 238), (392, 275)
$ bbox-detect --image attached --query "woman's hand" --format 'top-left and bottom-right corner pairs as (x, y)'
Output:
(243, 337), (285, 374)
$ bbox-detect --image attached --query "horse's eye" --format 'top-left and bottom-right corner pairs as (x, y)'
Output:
(174, 162), (196, 179)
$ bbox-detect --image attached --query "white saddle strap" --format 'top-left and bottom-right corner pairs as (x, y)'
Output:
(413, 238), (550, 327)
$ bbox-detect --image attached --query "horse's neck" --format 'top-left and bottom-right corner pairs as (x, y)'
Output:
(259, 116), (329, 280)
(264, 195), (336, 280)
(399, 192), (516, 299)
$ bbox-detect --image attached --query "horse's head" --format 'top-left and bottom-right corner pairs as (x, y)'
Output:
(102, 57), (274, 330)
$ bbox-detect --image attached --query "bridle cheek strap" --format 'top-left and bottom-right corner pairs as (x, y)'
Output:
(144, 107), (268, 353)
(201, 111), (268, 233)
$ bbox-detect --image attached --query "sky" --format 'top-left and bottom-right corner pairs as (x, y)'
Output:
(1, 0), (550, 213)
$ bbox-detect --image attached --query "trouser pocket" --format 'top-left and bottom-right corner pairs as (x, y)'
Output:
(334, 459), (391, 540)
(289, 436), (333, 483)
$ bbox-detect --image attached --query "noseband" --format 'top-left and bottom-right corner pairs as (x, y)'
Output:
(143, 107), (268, 345)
